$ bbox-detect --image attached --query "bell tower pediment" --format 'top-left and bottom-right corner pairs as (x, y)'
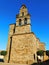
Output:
(19, 5), (28, 16)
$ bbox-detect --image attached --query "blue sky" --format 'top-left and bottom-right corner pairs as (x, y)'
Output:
(0, 0), (49, 50)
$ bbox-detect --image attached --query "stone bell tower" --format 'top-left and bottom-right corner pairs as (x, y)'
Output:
(15, 5), (31, 34)
(5, 5), (38, 64)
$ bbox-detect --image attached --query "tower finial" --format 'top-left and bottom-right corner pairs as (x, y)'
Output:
(21, 4), (27, 8)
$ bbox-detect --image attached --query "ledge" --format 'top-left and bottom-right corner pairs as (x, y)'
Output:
(9, 23), (32, 27)
(12, 32), (35, 36)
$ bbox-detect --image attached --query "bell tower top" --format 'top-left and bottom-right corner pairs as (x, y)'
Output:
(15, 5), (31, 34)
(16, 4), (31, 25)
(19, 4), (28, 16)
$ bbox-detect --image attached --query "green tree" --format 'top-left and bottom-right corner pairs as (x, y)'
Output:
(37, 50), (44, 61)
(37, 50), (44, 56)
(1, 51), (7, 56)
(46, 50), (49, 59)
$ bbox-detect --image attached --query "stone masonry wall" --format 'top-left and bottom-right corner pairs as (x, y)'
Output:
(9, 33), (37, 64)
(4, 24), (15, 63)
(15, 25), (31, 34)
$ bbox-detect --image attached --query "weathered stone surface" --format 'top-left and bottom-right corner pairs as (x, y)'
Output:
(4, 5), (45, 64)
(9, 33), (37, 64)
(15, 25), (31, 34)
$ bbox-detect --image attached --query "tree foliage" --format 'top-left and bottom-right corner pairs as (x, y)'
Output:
(0, 52), (1, 55)
(1, 51), (7, 56)
(46, 50), (49, 57)
(37, 50), (44, 56)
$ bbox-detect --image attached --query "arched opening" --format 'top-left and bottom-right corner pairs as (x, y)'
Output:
(19, 19), (22, 26)
(24, 18), (27, 25)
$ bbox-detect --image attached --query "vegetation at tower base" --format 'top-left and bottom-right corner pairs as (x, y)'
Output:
(37, 50), (44, 56)
(0, 52), (1, 55)
(46, 50), (49, 59)
(37, 50), (44, 62)
(1, 51), (7, 56)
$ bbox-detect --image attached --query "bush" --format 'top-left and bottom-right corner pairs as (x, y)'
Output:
(1, 51), (7, 56)
(37, 50), (44, 56)
(46, 50), (49, 59)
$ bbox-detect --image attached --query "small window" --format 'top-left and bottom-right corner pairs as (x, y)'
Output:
(19, 19), (21, 26)
(24, 18), (27, 25)
(22, 12), (24, 16)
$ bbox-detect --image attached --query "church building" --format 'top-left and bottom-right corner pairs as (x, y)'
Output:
(4, 5), (45, 64)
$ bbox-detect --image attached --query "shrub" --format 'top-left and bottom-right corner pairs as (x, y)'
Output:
(37, 50), (44, 56)
(46, 50), (49, 59)
(1, 51), (7, 56)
